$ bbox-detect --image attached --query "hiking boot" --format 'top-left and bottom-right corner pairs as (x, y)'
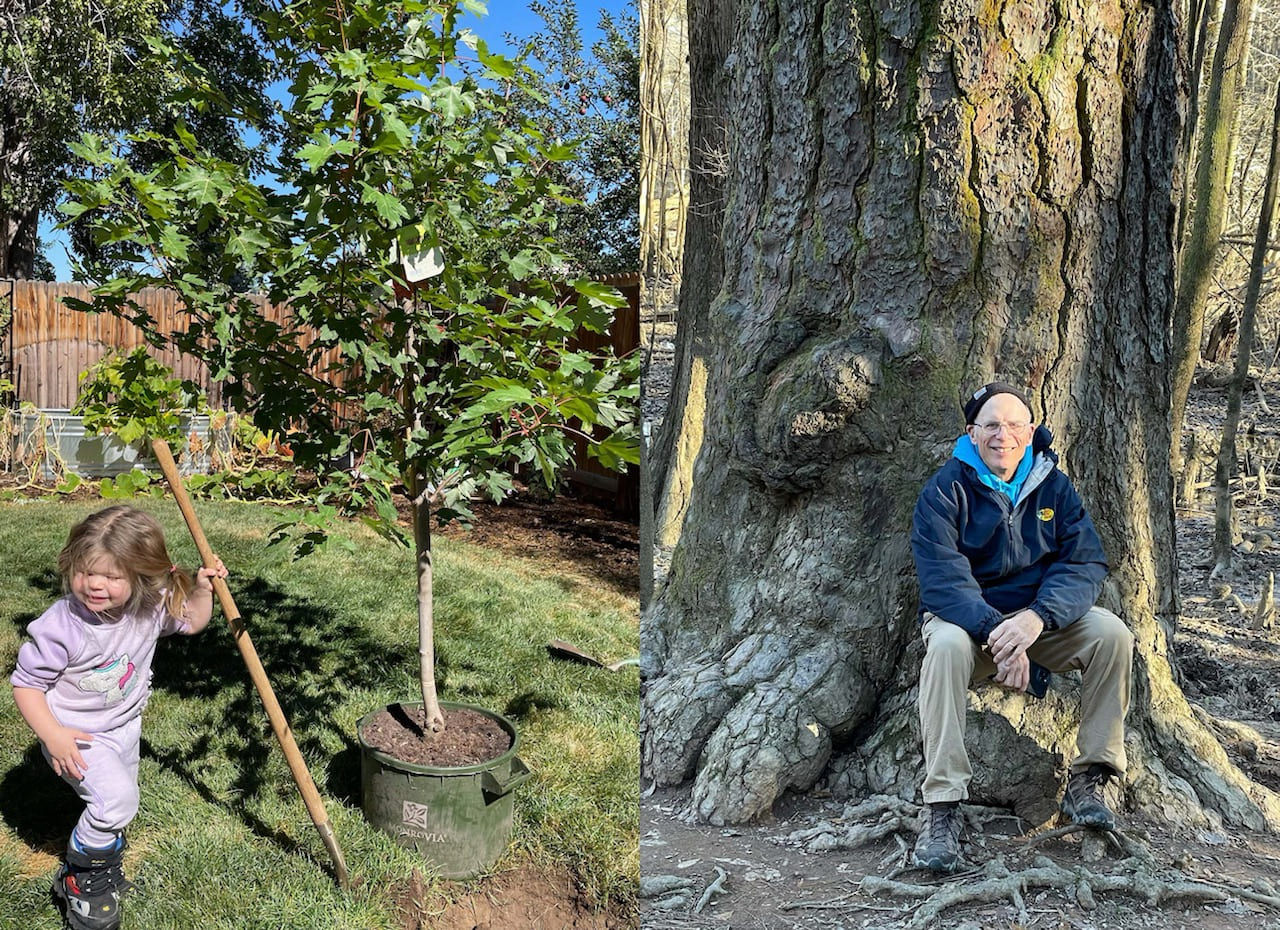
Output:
(53, 836), (132, 930)
(1061, 764), (1116, 829)
(913, 803), (963, 872)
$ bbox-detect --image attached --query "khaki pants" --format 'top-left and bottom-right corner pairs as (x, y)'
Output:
(917, 606), (1133, 804)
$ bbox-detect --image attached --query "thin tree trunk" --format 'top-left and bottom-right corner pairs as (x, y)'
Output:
(1171, 0), (1255, 482)
(0, 205), (38, 280)
(413, 487), (444, 732)
(1175, 0), (1218, 248)
(1189, 0), (1215, 84)
(642, 0), (1280, 831)
(639, 419), (655, 609)
(648, 0), (736, 547)
(1211, 78), (1280, 577)
(405, 319), (444, 734)
(1, 86), (41, 280)
(640, 0), (687, 288)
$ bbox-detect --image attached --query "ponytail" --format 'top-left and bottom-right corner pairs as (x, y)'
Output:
(165, 563), (198, 622)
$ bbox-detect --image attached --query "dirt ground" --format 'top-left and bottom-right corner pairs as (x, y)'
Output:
(436, 486), (639, 598)
(396, 865), (636, 930)
(639, 371), (1280, 930)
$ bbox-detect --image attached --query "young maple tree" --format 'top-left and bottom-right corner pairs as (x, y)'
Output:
(62, 0), (638, 734)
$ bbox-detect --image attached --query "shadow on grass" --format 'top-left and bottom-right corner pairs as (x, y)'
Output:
(0, 745), (82, 855)
(150, 574), (443, 800)
(503, 691), (566, 719)
(6, 573), (444, 858)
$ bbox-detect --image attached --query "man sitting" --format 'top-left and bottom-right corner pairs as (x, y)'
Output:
(909, 382), (1134, 872)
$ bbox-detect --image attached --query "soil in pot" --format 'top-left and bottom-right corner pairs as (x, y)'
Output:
(360, 703), (511, 767)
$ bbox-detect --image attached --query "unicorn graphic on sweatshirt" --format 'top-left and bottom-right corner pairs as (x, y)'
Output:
(76, 655), (136, 705)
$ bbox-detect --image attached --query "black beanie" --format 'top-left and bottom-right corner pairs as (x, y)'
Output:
(963, 382), (1033, 425)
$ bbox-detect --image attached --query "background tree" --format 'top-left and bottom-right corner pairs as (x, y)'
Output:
(1170, 0), (1257, 479)
(64, 0), (637, 733)
(0, 0), (271, 279)
(508, 0), (639, 276)
(647, 0), (734, 547)
(641, 0), (1280, 831)
(1211, 78), (1280, 578)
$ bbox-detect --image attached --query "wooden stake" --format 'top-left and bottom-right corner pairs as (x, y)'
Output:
(151, 439), (350, 888)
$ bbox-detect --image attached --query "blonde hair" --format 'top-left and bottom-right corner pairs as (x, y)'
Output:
(59, 506), (195, 620)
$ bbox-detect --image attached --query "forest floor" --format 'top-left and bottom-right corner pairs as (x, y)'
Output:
(639, 357), (1280, 930)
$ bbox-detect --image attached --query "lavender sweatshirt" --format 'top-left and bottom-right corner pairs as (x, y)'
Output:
(10, 595), (189, 733)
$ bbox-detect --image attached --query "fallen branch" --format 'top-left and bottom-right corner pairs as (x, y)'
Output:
(1261, 373), (1279, 415)
(779, 891), (860, 911)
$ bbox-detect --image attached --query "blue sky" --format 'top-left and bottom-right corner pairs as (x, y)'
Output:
(39, 0), (633, 281)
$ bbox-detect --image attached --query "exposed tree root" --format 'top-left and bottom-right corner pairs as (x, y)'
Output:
(639, 874), (696, 911)
(781, 796), (920, 852)
(1023, 822), (1155, 863)
(860, 854), (1280, 930)
(693, 867), (728, 913)
(776, 799), (1278, 928)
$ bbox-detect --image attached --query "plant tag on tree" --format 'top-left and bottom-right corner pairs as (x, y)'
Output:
(403, 246), (445, 282)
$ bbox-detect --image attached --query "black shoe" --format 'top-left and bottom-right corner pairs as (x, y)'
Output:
(1061, 764), (1117, 829)
(52, 837), (132, 930)
(913, 803), (963, 872)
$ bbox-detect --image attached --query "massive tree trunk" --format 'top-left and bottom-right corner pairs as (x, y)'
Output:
(650, 0), (737, 545)
(640, 0), (1280, 831)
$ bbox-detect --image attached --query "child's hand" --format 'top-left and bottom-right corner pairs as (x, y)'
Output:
(44, 726), (94, 780)
(196, 557), (229, 591)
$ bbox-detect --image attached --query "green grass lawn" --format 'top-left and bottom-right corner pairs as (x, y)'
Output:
(0, 498), (639, 929)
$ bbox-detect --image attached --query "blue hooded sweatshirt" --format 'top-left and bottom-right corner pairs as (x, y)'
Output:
(910, 425), (1109, 697)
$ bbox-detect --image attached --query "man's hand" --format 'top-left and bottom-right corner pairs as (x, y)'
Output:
(994, 652), (1031, 691)
(986, 610), (1044, 692)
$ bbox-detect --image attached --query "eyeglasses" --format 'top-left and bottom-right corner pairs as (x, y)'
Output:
(972, 421), (1030, 437)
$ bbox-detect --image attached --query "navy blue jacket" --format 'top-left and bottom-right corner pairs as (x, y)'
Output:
(911, 426), (1108, 694)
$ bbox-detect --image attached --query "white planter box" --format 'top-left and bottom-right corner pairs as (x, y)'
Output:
(12, 409), (226, 480)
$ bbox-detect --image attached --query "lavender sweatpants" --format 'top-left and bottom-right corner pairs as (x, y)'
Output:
(43, 716), (141, 849)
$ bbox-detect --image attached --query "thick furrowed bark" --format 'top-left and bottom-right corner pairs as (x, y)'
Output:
(643, 0), (1280, 829)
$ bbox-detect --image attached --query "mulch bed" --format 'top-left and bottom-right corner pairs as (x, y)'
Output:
(431, 487), (639, 597)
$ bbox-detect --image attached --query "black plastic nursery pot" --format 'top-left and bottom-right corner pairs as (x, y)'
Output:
(357, 701), (532, 879)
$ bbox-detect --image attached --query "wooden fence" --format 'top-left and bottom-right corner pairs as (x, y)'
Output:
(7, 281), (270, 409)
(3, 276), (639, 513)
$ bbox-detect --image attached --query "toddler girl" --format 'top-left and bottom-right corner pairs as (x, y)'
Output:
(10, 505), (227, 930)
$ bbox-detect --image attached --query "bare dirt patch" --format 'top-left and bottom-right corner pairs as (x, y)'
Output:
(393, 865), (635, 930)
(640, 376), (1280, 930)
